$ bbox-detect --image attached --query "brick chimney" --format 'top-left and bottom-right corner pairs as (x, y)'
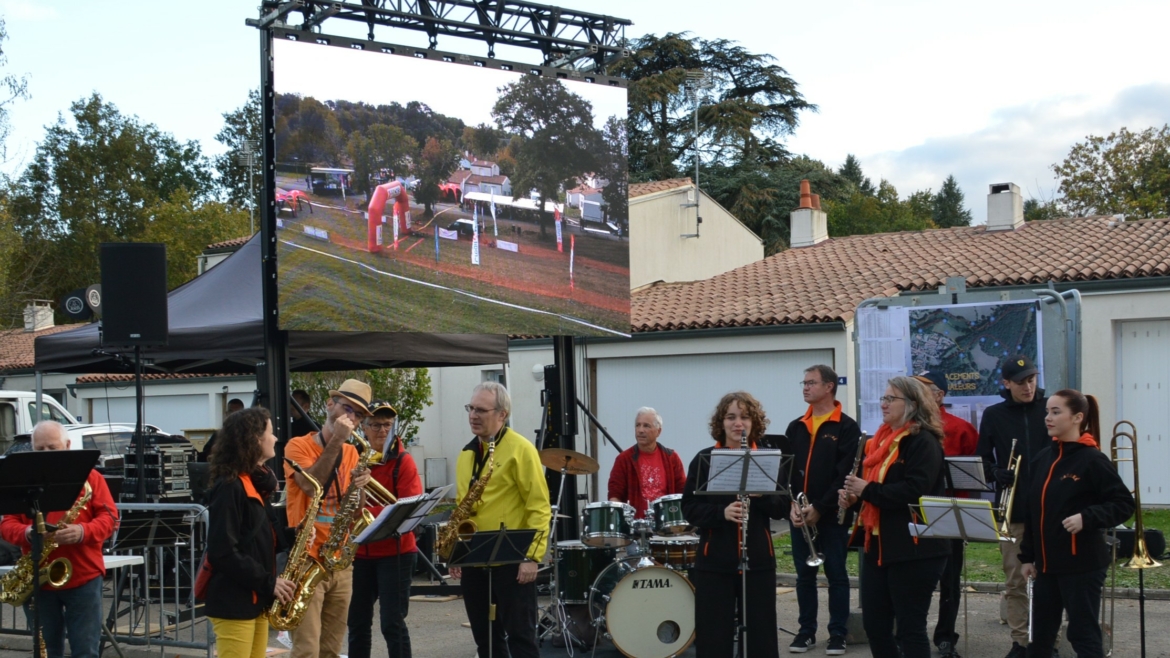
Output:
(23, 301), (54, 332)
(790, 179), (828, 247)
(986, 182), (1024, 231)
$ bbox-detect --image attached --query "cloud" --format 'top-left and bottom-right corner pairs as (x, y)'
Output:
(0, 0), (59, 21)
(861, 83), (1170, 223)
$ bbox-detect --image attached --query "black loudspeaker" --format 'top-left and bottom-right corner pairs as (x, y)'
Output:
(1114, 527), (1166, 561)
(100, 243), (168, 346)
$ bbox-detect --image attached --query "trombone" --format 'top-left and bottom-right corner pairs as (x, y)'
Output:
(1102, 420), (1161, 656)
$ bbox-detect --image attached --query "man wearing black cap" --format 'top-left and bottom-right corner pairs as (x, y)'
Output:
(914, 371), (978, 658)
(976, 356), (1049, 658)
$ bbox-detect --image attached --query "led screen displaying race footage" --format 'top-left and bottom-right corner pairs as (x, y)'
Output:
(272, 35), (630, 336)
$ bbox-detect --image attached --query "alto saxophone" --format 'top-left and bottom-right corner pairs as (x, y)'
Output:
(436, 439), (495, 561)
(0, 482), (92, 606)
(320, 432), (396, 572)
(268, 459), (329, 631)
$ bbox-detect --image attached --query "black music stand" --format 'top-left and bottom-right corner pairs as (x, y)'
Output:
(696, 449), (790, 657)
(448, 527), (539, 658)
(0, 450), (99, 655)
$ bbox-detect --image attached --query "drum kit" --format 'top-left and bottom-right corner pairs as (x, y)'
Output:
(538, 447), (697, 658)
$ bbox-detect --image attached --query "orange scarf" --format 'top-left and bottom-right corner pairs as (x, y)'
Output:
(1054, 432), (1098, 448)
(858, 424), (912, 557)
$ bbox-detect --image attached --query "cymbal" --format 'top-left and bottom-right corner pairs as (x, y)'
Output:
(540, 448), (599, 475)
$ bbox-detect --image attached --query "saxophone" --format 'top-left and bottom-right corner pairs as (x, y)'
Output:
(319, 432), (397, 572)
(0, 482), (93, 606)
(268, 459), (329, 631)
(436, 439), (495, 561)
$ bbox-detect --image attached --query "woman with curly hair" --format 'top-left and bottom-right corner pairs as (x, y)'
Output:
(838, 376), (950, 658)
(205, 408), (295, 658)
(682, 391), (787, 658)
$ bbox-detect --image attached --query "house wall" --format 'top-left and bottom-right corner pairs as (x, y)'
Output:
(630, 185), (763, 289)
(70, 376), (255, 436)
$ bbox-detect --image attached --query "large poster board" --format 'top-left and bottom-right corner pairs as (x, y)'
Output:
(857, 299), (1043, 434)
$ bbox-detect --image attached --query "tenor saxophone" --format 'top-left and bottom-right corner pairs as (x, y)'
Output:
(0, 482), (92, 607)
(436, 439), (495, 561)
(268, 459), (329, 631)
(319, 432), (396, 572)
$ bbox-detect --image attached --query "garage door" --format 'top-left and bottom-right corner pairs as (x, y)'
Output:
(1117, 320), (1170, 505)
(90, 394), (210, 436)
(592, 349), (834, 501)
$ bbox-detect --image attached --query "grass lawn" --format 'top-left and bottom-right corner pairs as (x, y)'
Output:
(774, 509), (1170, 589)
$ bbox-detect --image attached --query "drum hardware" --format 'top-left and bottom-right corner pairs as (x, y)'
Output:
(795, 493), (824, 567)
(539, 448), (599, 475)
(537, 448), (599, 649)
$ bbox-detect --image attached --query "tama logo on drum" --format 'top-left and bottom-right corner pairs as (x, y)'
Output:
(630, 578), (673, 589)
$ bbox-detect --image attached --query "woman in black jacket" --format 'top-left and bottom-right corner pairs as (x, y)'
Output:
(206, 408), (295, 658)
(1019, 390), (1134, 658)
(681, 391), (787, 658)
(838, 376), (949, 658)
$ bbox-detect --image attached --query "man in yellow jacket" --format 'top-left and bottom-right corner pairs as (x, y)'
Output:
(447, 381), (551, 658)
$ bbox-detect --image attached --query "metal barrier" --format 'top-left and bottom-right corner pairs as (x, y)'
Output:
(106, 503), (212, 657)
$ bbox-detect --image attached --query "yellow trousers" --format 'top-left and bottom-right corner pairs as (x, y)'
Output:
(210, 616), (269, 658)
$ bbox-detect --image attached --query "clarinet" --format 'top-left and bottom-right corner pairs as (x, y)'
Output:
(738, 428), (750, 571)
(838, 433), (870, 525)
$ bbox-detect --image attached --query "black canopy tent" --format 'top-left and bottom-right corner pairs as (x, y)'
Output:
(33, 235), (509, 375)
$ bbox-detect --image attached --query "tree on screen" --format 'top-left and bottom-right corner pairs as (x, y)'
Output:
(347, 124), (417, 195)
(492, 76), (601, 236)
(414, 136), (459, 217)
(598, 116), (629, 229)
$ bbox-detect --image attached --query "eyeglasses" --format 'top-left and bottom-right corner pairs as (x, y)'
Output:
(465, 405), (496, 416)
(366, 422), (393, 430)
(339, 403), (364, 417)
(878, 396), (905, 404)
(800, 380), (823, 388)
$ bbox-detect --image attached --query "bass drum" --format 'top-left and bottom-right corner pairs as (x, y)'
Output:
(588, 559), (695, 658)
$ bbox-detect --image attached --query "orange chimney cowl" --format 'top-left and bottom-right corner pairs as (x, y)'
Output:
(798, 179), (813, 209)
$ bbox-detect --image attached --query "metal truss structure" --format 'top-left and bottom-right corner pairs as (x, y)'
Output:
(249, 0), (632, 73)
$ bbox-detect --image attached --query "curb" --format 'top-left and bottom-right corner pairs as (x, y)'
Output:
(774, 573), (1170, 601)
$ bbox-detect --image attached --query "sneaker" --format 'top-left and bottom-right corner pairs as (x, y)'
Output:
(938, 640), (961, 658)
(788, 633), (815, 653)
(1004, 642), (1026, 658)
(276, 631), (293, 649)
(826, 635), (846, 655)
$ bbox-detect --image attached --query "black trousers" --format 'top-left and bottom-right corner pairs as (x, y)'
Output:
(690, 569), (779, 658)
(861, 554), (947, 658)
(460, 564), (539, 658)
(1027, 568), (1106, 658)
(348, 552), (417, 658)
(933, 539), (965, 647)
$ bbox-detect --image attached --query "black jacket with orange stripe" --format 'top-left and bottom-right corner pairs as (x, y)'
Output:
(783, 403), (862, 523)
(1018, 441), (1134, 575)
(682, 446), (789, 573)
(853, 429), (951, 565)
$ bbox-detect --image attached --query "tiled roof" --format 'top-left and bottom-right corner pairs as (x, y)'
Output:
(75, 373), (252, 384)
(0, 324), (80, 371)
(630, 178), (692, 199)
(205, 236), (251, 250)
(631, 216), (1170, 332)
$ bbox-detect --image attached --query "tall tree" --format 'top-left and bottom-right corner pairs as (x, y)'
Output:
(1052, 125), (1170, 218)
(597, 116), (629, 229)
(825, 180), (936, 237)
(1024, 197), (1063, 222)
(493, 76), (601, 234)
(616, 32), (814, 183)
(931, 174), (973, 227)
(413, 137), (458, 217)
(5, 94), (220, 313)
(213, 90), (262, 211)
(347, 123), (417, 194)
(0, 17), (27, 163)
(838, 154), (875, 196)
(292, 368), (432, 446)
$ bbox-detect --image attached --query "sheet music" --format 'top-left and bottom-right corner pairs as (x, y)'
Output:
(707, 450), (783, 494)
(946, 456), (991, 492)
(354, 484), (452, 543)
(911, 496), (1000, 542)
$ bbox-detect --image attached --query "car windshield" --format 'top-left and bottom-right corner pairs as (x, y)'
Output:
(82, 432), (134, 456)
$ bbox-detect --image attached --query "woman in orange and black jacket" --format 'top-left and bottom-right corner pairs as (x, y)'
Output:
(1018, 390), (1134, 658)
(838, 376), (950, 658)
(681, 391), (788, 658)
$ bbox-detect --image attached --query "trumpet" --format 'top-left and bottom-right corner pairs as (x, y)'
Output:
(997, 439), (1021, 539)
(795, 493), (824, 567)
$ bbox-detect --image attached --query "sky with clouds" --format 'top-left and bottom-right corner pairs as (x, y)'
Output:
(2, 0), (1168, 223)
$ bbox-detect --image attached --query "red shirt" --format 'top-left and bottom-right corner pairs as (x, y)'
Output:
(941, 409), (979, 457)
(356, 443), (424, 559)
(638, 447), (667, 506)
(1, 470), (119, 589)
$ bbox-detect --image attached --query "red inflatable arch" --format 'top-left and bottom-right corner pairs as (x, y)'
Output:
(367, 180), (411, 252)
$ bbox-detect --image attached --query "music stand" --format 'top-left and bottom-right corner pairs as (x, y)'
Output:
(945, 457), (994, 495)
(0, 450), (100, 656)
(696, 449), (789, 658)
(448, 527), (539, 658)
(909, 496), (1003, 658)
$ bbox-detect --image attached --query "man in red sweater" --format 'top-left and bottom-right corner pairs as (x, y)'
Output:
(607, 407), (686, 519)
(914, 372), (978, 658)
(347, 400), (424, 658)
(1, 421), (119, 658)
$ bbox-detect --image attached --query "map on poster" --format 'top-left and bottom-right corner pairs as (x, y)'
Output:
(855, 299), (1043, 435)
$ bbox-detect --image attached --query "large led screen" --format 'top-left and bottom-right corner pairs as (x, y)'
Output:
(272, 35), (630, 336)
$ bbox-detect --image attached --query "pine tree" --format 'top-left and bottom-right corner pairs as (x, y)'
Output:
(838, 154), (875, 196)
(931, 174), (972, 228)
